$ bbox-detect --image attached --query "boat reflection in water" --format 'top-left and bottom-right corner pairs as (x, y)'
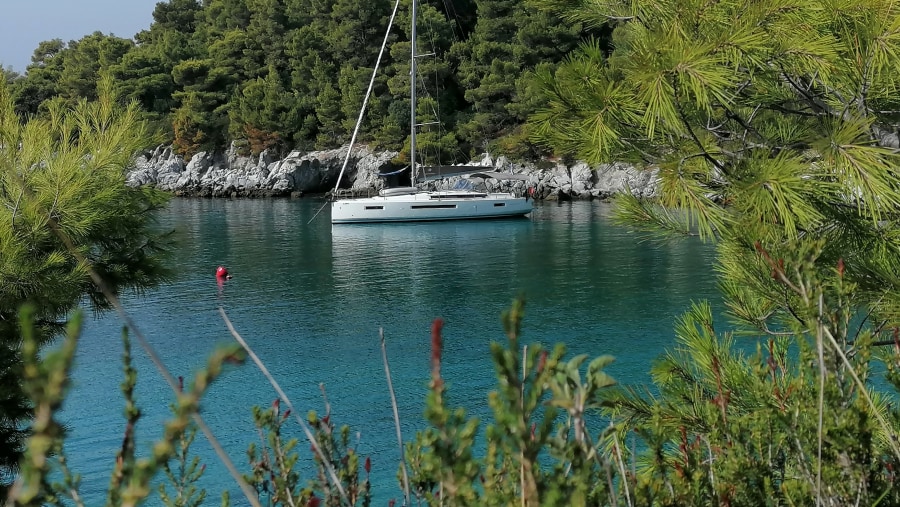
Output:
(330, 218), (534, 307)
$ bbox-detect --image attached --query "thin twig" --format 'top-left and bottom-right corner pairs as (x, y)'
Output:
(10, 188), (23, 222)
(610, 423), (632, 507)
(603, 455), (618, 507)
(822, 321), (900, 460)
(704, 436), (716, 496)
(318, 383), (332, 418)
(57, 451), (85, 507)
(380, 327), (411, 506)
(593, 424), (618, 507)
(521, 345), (527, 507)
(816, 293), (825, 507)
(218, 307), (350, 504)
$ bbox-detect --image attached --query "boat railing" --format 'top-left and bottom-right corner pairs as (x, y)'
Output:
(334, 187), (379, 198)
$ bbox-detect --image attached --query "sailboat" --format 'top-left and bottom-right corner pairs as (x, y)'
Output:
(329, 0), (533, 224)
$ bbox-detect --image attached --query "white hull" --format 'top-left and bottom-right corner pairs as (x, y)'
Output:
(331, 190), (532, 223)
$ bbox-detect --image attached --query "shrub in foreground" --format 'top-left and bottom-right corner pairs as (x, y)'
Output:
(5, 269), (900, 506)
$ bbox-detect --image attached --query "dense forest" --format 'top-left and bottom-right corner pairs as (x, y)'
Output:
(1, 0), (598, 163)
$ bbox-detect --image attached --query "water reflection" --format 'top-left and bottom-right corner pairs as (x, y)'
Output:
(63, 199), (721, 505)
(331, 219), (533, 305)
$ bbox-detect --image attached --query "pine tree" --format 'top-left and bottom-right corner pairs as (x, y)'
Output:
(230, 67), (299, 154)
(56, 32), (134, 102)
(531, 0), (900, 320)
(453, 0), (583, 156)
(10, 40), (66, 116)
(0, 78), (174, 494)
(110, 0), (204, 132)
(531, 0), (900, 501)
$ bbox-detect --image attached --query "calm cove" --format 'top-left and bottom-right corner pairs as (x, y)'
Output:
(61, 198), (721, 504)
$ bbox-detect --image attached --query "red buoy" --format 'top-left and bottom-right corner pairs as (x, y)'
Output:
(216, 266), (230, 279)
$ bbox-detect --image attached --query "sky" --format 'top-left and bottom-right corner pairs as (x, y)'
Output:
(0, 0), (161, 72)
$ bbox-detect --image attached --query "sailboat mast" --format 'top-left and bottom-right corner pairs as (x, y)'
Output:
(409, 0), (418, 185)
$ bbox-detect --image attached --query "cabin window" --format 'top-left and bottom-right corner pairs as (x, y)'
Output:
(365, 206), (384, 210)
(493, 203), (506, 207)
(411, 204), (457, 209)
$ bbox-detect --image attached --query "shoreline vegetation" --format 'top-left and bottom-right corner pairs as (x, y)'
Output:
(5, 0), (900, 504)
(2, 0), (592, 168)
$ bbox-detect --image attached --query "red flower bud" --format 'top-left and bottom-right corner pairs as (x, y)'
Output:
(224, 352), (244, 364)
(771, 259), (785, 280)
(307, 495), (320, 507)
(431, 318), (444, 383)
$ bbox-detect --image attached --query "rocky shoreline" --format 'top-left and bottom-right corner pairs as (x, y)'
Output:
(127, 144), (659, 200)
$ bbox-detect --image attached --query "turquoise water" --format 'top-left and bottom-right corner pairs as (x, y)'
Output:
(61, 198), (720, 504)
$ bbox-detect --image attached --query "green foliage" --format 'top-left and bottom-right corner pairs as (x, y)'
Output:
(11, 40), (66, 114)
(327, 0), (393, 70)
(7, 307), (79, 506)
(315, 80), (345, 148)
(0, 338), (28, 491)
(530, 0), (900, 351)
(9, 33), (134, 117)
(530, 0), (900, 503)
(0, 78), (173, 315)
(4, 307), (246, 506)
(451, 0), (584, 154)
(7, 0), (602, 161)
(57, 33), (134, 102)
(402, 301), (625, 506)
(158, 380), (209, 507)
(404, 317), (482, 505)
(109, 48), (177, 133)
(217, 299), (628, 506)
(229, 69), (299, 154)
(147, 0), (204, 35)
(532, 0), (900, 256)
(133, 269), (899, 507)
(9, 4), (900, 503)
(245, 399), (372, 506)
(5, 286), (900, 506)
(391, 290), (900, 506)
(603, 246), (900, 506)
(1, 66), (19, 85)
(0, 76), (173, 491)
(170, 55), (231, 158)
